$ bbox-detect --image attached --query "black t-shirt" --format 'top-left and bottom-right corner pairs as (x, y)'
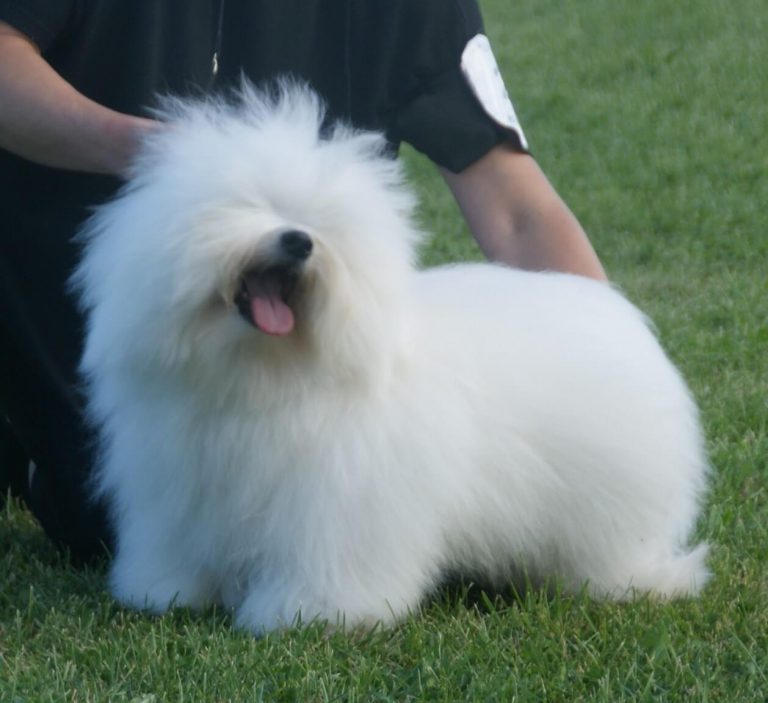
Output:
(1, 0), (522, 170)
(0, 0), (526, 389)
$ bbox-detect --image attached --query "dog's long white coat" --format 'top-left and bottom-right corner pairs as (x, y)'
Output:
(74, 84), (709, 632)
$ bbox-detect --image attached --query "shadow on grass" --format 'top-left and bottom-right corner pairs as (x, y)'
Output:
(430, 568), (588, 621)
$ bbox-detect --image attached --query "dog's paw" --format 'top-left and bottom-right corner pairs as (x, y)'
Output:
(234, 588), (320, 634)
(234, 584), (382, 634)
(582, 543), (711, 601)
(633, 543), (711, 599)
(235, 603), (297, 635)
(109, 561), (212, 614)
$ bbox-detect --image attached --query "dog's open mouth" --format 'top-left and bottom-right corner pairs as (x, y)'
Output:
(235, 265), (301, 336)
(234, 229), (313, 336)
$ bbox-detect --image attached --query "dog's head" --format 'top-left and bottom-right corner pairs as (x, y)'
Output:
(75, 82), (423, 386)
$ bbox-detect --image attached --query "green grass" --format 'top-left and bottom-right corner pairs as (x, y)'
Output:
(2, 0), (767, 700)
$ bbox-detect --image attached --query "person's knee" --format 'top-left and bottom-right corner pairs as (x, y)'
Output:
(27, 466), (113, 564)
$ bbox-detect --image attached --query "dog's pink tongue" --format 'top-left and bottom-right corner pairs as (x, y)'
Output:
(251, 295), (294, 336)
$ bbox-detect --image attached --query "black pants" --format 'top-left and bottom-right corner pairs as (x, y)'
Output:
(0, 279), (112, 563)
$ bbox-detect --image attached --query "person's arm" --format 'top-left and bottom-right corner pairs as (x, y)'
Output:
(0, 20), (157, 177)
(440, 142), (607, 281)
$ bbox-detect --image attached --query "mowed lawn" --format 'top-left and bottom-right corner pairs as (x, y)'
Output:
(2, 1), (766, 700)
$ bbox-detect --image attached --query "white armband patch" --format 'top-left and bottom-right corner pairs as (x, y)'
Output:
(461, 34), (529, 150)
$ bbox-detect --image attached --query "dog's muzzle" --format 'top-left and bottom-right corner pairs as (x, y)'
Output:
(235, 229), (312, 336)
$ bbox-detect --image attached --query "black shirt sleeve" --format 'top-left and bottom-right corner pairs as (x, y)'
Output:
(393, 57), (525, 173)
(354, 0), (528, 173)
(0, 0), (75, 52)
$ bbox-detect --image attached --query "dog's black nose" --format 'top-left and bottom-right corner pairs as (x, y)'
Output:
(280, 230), (313, 261)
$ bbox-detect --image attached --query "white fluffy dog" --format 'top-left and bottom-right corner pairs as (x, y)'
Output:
(74, 84), (709, 633)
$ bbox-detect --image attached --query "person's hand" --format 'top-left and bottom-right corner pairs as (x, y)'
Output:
(105, 114), (164, 180)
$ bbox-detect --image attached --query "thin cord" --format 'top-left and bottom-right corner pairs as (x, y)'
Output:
(208, 0), (226, 89)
